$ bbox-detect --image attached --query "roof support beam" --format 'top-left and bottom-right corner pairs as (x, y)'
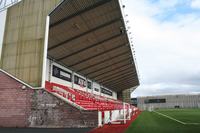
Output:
(111, 78), (138, 86)
(48, 17), (122, 51)
(50, 0), (112, 27)
(90, 63), (132, 79)
(110, 84), (133, 91)
(85, 57), (131, 75)
(57, 33), (122, 61)
(96, 68), (135, 82)
(100, 71), (136, 84)
(110, 83), (133, 91)
(77, 51), (130, 72)
(106, 78), (138, 87)
(102, 74), (136, 86)
(68, 43), (127, 67)
(108, 82), (136, 90)
(98, 69), (135, 83)
(107, 82), (136, 91)
(111, 84), (134, 92)
(110, 84), (136, 92)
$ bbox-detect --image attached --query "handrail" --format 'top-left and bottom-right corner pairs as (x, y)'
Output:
(0, 69), (43, 89)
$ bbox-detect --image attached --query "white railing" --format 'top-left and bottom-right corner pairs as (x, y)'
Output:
(0, 0), (21, 12)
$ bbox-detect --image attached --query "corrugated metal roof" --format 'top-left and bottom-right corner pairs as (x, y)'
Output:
(48, 0), (139, 92)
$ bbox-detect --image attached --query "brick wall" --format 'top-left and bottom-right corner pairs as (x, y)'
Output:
(29, 90), (98, 128)
(0, 71), (33, 127)
(0, 71), (98, 128)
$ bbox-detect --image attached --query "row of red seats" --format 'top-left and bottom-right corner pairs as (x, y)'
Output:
(45, 81), (130, 111)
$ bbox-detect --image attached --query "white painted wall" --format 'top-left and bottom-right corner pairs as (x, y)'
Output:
(87, 79), (92, 93)
(47, 60), (72, 88)
(0, 10), (7, 60)
(98, 111), (102, 127)
(113, 92), (117, 99)
(104, 111), (110, 124)
(45, 59), (118, 99)
(93, 82), (100, 95)
(137, 94), (200, 110)
(41, 16), (50, 88)
(73, 73), (87, 91)
(111, 110), (120, 121)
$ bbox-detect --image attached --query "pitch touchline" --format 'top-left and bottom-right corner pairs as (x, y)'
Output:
(153, 111), (200, 125)
(153, 111), (186, 125)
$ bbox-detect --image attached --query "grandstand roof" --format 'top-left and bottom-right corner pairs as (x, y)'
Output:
(47, 0), (139, 92)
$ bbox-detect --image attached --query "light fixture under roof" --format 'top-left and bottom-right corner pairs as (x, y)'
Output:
(72, 23), (81, 30)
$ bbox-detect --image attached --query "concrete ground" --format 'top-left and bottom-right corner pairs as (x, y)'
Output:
(0, 128), (92, 133)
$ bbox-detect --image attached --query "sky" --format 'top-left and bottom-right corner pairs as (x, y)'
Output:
(0, 10), (6, 57)
(121, 0), (200, 97)
(0, 0), (200, 97)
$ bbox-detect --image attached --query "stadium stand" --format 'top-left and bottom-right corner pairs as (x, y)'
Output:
(0, 0), (140, 130)
(45, 81), (129, 111)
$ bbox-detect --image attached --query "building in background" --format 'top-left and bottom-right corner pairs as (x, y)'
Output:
(0, 0), (139, 128)
(134, 94), (200, 110)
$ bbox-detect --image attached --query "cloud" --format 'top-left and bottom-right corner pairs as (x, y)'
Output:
(122, 0), (200, 97)
(191, 0), (200, 9)
(132, 83), (200, 97)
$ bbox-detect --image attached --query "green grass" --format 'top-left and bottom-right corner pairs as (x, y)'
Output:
(157, 109), (200, 123)
(126, 109), (200, 133)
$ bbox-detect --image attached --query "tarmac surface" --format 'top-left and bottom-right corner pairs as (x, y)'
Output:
(0, 128), (92, 133)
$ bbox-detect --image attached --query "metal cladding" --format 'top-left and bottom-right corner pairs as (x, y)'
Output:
(0, 0), (139, 91)
(48, 0), (140, 92)
(136, 95), (200, 110)
(0, 0), (61, 87)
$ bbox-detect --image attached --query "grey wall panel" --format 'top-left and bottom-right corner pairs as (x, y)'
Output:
(0, 0), (61, 87)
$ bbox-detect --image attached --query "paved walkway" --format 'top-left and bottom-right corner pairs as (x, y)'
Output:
(0, 128), (92, 133)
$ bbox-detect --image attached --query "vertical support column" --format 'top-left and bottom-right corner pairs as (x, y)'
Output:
(99, 85), (101, 96)
(110, 110), (112, 122)
(48, 59), (52, 82)
(72, 71), (74, 89)
(91, 81), (94, 94)
(123, 102), (126, 124)
(128, 104), (131, 120)
(0, 10), (7, 62)
(98, 111), (102, 127)
(86, 77), (88, 92)
(41, 16), (50, 88)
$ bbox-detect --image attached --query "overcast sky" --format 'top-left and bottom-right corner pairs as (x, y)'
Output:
(0, 0), (200, 97)
(121, 0), (200, 97)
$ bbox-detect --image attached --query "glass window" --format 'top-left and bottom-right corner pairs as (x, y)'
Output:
(87, 81), (92, 89)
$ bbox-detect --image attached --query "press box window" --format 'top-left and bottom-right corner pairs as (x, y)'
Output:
(52, 65), (72, 82)
(101, 87), (112, 96)
(94, 88), (99, 92)
(74, 75), (86, 87)
(87, 81), (92, 89)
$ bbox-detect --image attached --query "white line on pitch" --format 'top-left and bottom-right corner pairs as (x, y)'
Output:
(153, 111), (186, 125)
(153, 111), (200, 125)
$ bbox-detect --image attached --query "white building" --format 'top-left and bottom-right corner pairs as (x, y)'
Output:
(134, 94), (200, 110)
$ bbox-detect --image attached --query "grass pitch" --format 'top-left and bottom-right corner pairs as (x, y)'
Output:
(126, 109), (200, 133)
